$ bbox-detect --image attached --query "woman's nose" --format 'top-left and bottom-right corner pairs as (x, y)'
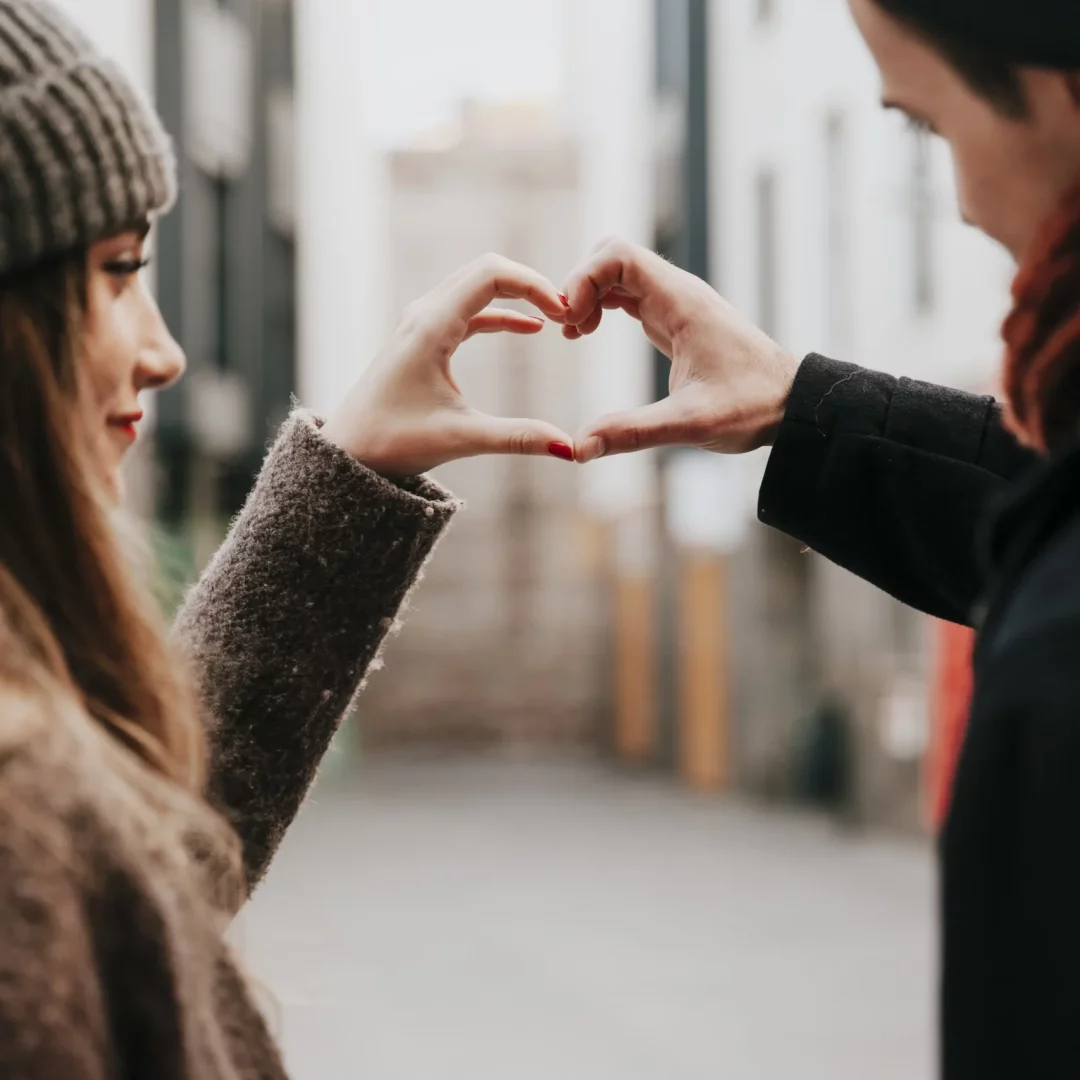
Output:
(137, 326), (187, 391)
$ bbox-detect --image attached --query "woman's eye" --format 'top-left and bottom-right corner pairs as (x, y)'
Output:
(905, 115), (934, 136)
(103, 257), (151, 277)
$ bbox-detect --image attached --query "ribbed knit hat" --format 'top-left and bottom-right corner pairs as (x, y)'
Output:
(875, 0), (1080, 70)
(0, 0), (176, 276)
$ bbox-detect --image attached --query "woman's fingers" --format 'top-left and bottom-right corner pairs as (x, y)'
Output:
(451, 410), (577, 460)
(445, 254), (567, 325)
(464, 310), (546, 340)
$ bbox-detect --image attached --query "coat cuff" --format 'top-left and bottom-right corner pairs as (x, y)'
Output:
(780, 354), (997, 459)
(758, 354), (1002, 533)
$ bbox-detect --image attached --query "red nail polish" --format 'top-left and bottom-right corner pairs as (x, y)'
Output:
(548, 441), (575, 462)
(559, 293), (570, 308)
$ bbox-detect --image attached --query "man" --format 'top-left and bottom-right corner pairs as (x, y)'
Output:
(562, 3), (1080, 1077)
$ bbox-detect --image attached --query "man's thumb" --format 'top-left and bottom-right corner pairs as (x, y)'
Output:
(576, 397), (693, 463)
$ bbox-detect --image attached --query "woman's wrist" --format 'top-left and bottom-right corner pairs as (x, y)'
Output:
(319, 413), (404, 480)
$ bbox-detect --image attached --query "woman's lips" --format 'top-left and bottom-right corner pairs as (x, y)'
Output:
(109, 412), (143, 442)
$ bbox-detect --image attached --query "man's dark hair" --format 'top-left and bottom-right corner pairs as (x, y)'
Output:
(893, 11), (1029, 118)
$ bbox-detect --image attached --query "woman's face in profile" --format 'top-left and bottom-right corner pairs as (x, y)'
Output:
(81, 226), (186, 499)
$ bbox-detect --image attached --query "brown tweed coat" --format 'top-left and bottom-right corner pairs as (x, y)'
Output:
(0, 411), (460, 1078)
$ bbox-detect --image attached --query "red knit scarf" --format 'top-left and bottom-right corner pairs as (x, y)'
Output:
(1003, 176), (1080, 455)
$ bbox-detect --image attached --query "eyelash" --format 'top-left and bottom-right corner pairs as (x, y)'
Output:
(103, 257), (151, 277)
(906, 115), (933, 136)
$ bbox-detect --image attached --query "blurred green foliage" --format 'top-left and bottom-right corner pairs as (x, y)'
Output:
(151, 523), (198, 618)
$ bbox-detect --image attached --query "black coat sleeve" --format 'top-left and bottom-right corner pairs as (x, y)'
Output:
(758, 354), (1038, 625)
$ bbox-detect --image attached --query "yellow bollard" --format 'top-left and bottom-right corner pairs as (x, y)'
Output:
(613, 574), (657, 763)
(677, 552), (730, 791)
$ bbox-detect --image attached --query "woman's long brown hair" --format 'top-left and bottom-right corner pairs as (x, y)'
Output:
(1003, 178), (1080, 455)
(0, 249), (240, 903)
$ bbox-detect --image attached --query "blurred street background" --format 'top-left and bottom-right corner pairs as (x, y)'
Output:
(238, 758), (934, 1079)
(63, 0), (1014, 1075)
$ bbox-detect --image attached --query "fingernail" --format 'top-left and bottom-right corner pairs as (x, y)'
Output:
(548, 441), (575, 462)
(558, 293), (570, 308)
(579, 436), (606, 463)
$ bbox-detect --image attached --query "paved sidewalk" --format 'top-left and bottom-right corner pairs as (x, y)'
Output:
(238, 757), (935, 1080)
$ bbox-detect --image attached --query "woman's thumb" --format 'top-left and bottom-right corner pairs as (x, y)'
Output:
(469, 413), (578, 460)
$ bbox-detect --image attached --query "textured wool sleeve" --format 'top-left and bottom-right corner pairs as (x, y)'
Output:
(172, 410), (461, 889)
(758, 354), (1038, 624)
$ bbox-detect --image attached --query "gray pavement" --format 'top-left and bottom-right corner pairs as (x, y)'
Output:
(237, 757), (935, 1080)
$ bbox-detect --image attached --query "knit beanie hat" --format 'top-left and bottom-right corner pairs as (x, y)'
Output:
(875, 0), (1080, 70)
(0, 0), (177, 276)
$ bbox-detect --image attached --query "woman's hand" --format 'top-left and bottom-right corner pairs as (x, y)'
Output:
(561, 239), (800, 462)
(322, 254), (575, 478)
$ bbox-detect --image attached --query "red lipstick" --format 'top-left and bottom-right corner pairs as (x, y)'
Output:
(109, 411), (143, 442)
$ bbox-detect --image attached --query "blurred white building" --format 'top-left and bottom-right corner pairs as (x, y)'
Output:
(710, 0), (1014, 387)
(293, 0), (387, 417)
(566, 0), (1017, 829)
(707, 0), (1016, 828)
(50, 0), (154, 91)
(358, 103), (607, 748)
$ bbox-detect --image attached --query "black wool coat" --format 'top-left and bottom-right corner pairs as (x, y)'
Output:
(759, 354), (1080, 1080)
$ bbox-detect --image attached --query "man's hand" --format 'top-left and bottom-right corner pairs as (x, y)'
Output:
(562, 239), (799, 462)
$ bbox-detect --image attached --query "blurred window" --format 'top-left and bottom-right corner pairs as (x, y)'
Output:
(184, 0), (254, 180)
(756, 169), (779, 339)
(213, 176), (229, 371)
(655, 0), (689, 96)
(911, 128), (935, 315)
(825, 111), (851, 353)
(267, 88), (295, 235)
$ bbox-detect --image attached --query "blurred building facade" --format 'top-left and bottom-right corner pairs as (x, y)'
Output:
(711, 0), (1012, 831)
(68, 0), (1011, 829)
(152, 0), (298, 566)
(358, 105), (607, 749)
(581, 0), (1016, 831)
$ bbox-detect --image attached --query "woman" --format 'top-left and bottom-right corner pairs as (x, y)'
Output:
(559, 1), (1080, 1076)
(0, 1), (576, 1076)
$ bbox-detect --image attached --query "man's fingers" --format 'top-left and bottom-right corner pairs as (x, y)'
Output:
(577, 304), (604, 336)
(575, 396), (698, 463)
(561, 239), (674, 326)
(600, 293), (643, 320)
(448, 254), (567, 325)
(562, 293), (643, 339)
(464, 310), (545, 340)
